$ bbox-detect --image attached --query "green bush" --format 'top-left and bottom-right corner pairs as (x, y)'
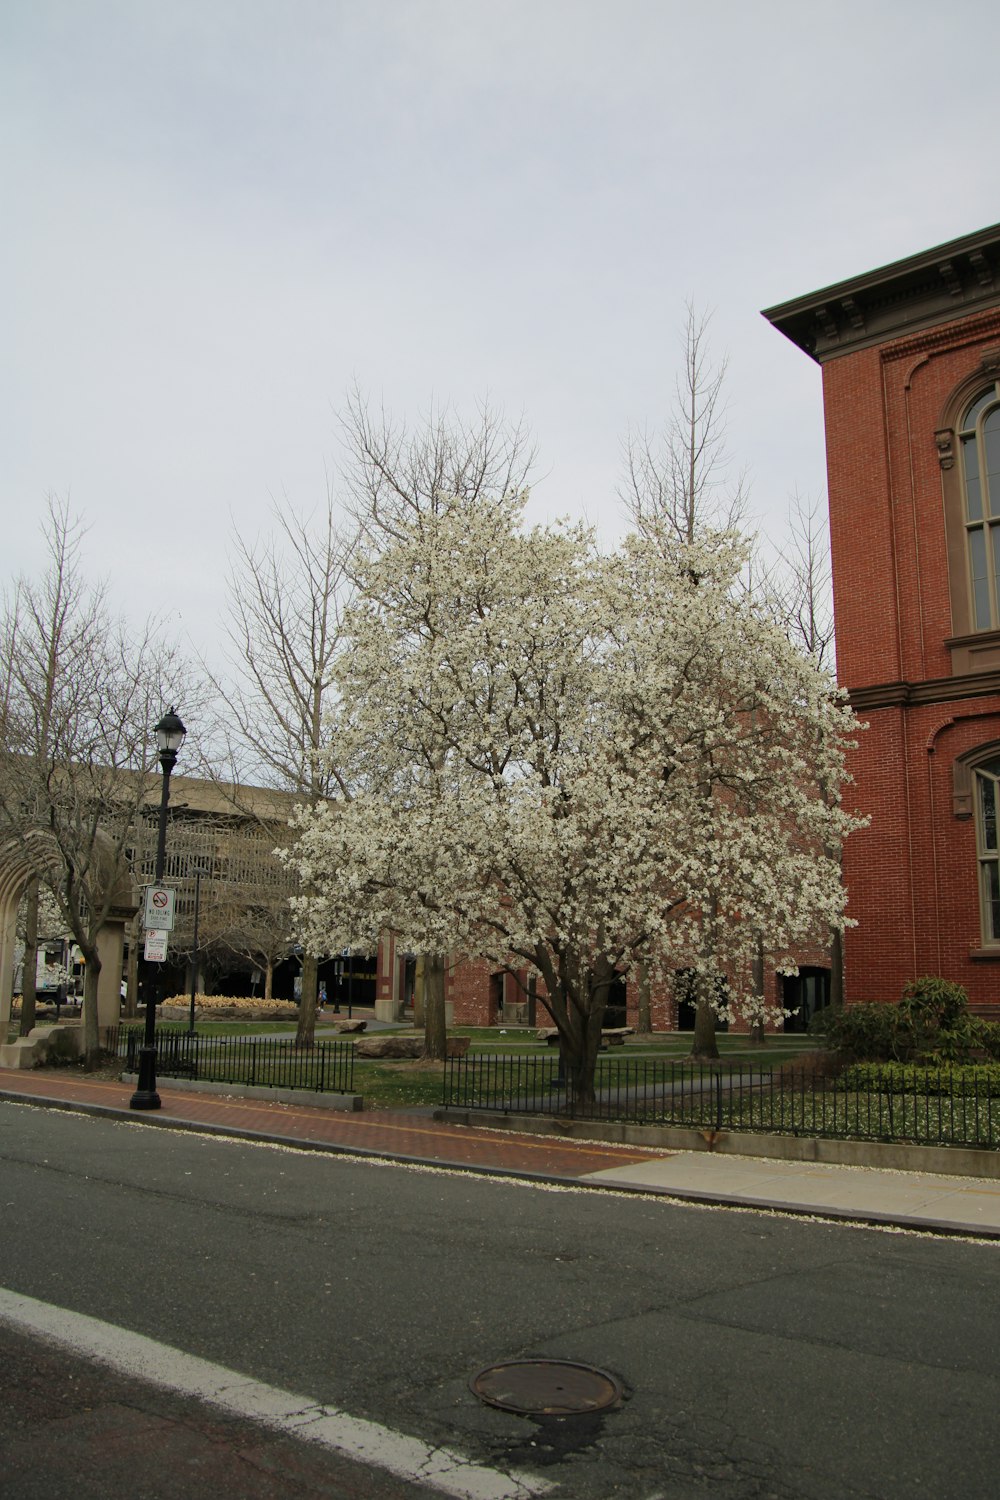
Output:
(899, 975), (969, 1028)
(822, 1002), (910, 1062)
(918, 1018), (980, 1063)
(807, 1006), (833, 1037)
(822, 978), (992, 1065)
(973, 1019), (1000, 1060)
(841, 1061), (1000, 1096)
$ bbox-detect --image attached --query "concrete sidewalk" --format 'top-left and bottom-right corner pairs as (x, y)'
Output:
(579, 1149), (1000, 1237)
(3, 1068), (1000, 1239)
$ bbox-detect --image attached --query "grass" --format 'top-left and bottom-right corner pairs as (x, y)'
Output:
(353, 1061), (448, 1110)
(464, 1028), (815, 1065)
(117, 1019), (304, 1037)
(351, 1033), (818, 1111)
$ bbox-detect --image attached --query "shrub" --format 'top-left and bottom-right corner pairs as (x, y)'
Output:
(807, 1006), (833, 1038)
(841, 1061), (1000, 1096)
(899, 976), (968, 1034)
(822, 1002), (910, 1062)
(823, 978), (990, 1065)
(918, 1017), (980, 1063)
(973, 1019), (1000, 1061)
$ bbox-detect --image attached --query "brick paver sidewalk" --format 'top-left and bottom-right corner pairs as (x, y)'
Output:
(0, 1070), (672, 1182)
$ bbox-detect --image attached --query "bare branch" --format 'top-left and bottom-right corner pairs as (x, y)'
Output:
(620, 304), (749, 546)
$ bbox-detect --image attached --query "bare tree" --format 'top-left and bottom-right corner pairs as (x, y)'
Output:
(776, 491), (836, 671)
(621, 304), (749, 548)
(0, 498), (194, 1066)
(208, 493), (354, 1045)
(341, 385), (536, 546)
(211, 892), (295, 1003)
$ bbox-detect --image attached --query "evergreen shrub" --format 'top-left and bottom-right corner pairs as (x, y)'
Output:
(840, 1061), (1000, 1096)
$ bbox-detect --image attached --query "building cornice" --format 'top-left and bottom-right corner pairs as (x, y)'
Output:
(762, 224), (1000, 364)
(848, 669), (1000, 713)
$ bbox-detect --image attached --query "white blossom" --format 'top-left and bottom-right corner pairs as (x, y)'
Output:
(284, 489), (863, 1098)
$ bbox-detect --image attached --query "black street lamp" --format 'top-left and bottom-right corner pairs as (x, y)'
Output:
(130, 707), (186, 1111)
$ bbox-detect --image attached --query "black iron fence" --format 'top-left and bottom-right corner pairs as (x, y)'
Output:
(110, 1025), (355, 1095)
(442, 1055), (1000, 1149)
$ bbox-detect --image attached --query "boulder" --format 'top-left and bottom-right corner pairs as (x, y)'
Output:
(355, 1037), (423, 1059)
(335, 1019), (367, 1033)
(355, 1035), (471, 1059)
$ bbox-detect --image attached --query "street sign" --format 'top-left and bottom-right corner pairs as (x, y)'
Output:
(143, 886), (176, 931)
(144, 929), (169, 962)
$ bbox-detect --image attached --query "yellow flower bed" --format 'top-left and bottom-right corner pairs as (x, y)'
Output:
(161, 994), (298, 1014)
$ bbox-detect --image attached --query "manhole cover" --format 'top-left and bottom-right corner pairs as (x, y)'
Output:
(470, 1359), (622, 1416)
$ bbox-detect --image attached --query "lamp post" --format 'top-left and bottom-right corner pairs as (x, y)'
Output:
(188, 864), (207, 1036)
(130, 707), (186, 1111)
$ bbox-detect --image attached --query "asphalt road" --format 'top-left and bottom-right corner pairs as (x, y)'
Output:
(1, 1100), (999, 1499)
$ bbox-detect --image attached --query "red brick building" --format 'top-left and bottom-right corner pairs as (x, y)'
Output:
(765, 223), (1000, 1011)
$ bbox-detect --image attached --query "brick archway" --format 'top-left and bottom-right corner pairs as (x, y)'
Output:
(0, 836), (135, 1044)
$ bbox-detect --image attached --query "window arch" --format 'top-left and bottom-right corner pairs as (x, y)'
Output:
(975, 754), (1000, 944)
(959, 381), (1000, 629)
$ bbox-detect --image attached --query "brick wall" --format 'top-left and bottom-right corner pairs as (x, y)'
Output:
(822, 306), (1000, 1005)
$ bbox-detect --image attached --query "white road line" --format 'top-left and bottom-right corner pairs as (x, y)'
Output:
(0, 1286), (552, 1500)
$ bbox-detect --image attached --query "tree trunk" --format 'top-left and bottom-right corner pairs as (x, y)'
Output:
(690, 997), (720, 1061)
(264, 959), (273, 1001)
(564, 999), (605, 1108)
(421, 953), (447, 1061)
(412, 956), (425, 1025)
(635, 962), (652, 1036)
(81, 951), (103, 1068)
(829, 926), (844, 1011)
(296, 952), (319, 1047)
(19, 879), (39, 1037)
(124, 911), (140, 1019)
(748, 937), (766, 1046)
(530, 953), (609, 1107)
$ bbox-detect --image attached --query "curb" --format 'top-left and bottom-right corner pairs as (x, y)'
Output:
(435, 1108), (1000, 1180)
(6, 1084), (1000, 1241)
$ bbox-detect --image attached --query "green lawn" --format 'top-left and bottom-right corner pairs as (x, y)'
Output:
(461, 1028), (816, 1064)
(118, 1019), (304, 1037)
(353, 1061), (449, 1110)
(7, 1012), (816, 1114)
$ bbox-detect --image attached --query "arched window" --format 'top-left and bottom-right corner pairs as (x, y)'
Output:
(975, 755), (1000, 944)
(960, 381), (1000, 629)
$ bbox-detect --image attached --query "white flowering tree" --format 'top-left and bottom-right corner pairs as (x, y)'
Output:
(287, 488), (860, 1103)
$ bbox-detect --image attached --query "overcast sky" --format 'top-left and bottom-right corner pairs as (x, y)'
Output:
(4, 0), (999, 676)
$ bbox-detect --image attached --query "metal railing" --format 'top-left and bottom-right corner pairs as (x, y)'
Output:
(110, 1025), (355, 1095)
(442, 1055), (1000, 1149)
